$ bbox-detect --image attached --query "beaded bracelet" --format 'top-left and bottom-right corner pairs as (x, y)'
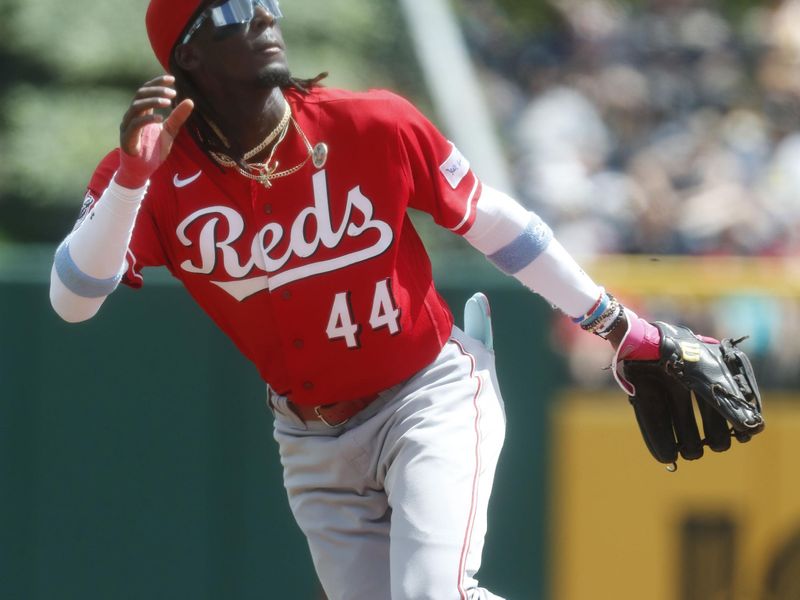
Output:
(572, 289), (608, 326)
(593, 303), (626, 339)
(582, 295), (620, 334)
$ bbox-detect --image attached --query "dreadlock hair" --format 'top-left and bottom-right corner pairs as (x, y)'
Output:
(170, 55), (328, 170)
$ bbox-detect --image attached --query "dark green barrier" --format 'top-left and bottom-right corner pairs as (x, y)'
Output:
(0, 246), (564, 599)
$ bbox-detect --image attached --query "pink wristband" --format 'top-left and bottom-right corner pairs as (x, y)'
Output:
(618, 309), (661, 361)
(611, 308), (659, 395)
(611, 309), (719, 396)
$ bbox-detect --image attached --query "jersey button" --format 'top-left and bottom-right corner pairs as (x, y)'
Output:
(293, 339), (304, 349)
(263, 204), (273, 215)
(303, 381), (314, 390)
(281, 290), (292, 300)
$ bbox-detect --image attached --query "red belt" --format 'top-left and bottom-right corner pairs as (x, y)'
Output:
(288, 394), (379, 427)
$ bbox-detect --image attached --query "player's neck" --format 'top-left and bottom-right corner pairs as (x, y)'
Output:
(207, 86), (287, 155)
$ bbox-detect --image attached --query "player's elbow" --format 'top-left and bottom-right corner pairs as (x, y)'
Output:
(50, 298), (100, 323)
(49, 267), (104, 323)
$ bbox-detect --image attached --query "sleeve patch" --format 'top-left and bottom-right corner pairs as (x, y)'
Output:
(439, 143), (470, 190)
(72, 192), (97, 232)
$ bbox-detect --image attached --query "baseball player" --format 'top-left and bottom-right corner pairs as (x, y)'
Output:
(49, 1), (764, 598)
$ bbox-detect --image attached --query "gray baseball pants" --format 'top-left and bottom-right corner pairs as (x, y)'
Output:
(269, 326), (507, 600)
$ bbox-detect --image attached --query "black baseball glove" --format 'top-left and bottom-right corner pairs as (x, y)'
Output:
(619, 322), (764, 468)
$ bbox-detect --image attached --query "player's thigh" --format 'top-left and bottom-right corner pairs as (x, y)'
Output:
(385, 335), (506, 599)
(289, 483), (392, 600)
(274, 421), (393, 600)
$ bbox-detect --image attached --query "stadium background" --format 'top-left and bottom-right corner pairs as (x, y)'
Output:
(1, 0), (799, 598)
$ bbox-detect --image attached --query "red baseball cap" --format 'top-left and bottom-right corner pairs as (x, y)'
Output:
(146, 0), (204, 71)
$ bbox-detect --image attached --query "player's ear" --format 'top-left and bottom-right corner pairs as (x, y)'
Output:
(173, 44), (201, 71)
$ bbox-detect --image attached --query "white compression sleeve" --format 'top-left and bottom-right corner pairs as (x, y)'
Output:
(463, 184), (602, 318)
(50, 177), (148, 322)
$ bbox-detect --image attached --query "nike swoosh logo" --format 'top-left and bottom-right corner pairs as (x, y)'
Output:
(173, 171), (202, 188)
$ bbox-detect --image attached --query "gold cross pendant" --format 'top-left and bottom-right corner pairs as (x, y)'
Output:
(258, 162), (278, 189)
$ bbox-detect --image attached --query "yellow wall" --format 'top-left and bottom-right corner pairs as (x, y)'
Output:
(550, 392), (800, 600)
(581, 255), (800, 298)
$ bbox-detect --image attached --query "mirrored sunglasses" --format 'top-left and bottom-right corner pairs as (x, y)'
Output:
(182, 0), (283, 44)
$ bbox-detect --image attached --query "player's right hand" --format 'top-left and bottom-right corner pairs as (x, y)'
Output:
(115, 75), (194, 189)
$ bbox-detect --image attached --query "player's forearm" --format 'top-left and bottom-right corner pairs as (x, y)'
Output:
(463, 184), (602, 318)
(50, 176), (147, 322)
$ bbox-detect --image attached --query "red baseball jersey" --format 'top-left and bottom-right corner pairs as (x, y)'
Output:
(85, 87), (483, 405)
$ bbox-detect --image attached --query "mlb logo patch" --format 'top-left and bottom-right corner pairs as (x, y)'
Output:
(439, 143), (470, 190)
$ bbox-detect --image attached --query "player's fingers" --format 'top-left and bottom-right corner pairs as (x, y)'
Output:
(121, 76), (177, 128)
(130, 97), (173, 113)
(132, 86), (178, 101)
(139, 74), (176, 89)
(120, 114), (164, 155)
(162, 99), (194, 138)
(119, 91), (172, 130)
(121, 97), (173, 128)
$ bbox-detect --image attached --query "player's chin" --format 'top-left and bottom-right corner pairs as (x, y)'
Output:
(256, 63), (293, 89)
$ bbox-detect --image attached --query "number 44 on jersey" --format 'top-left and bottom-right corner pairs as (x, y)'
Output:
(326, 279), (401, 348)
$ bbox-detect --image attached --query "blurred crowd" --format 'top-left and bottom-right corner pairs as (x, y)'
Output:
(461, 0), (800, 257)
(460, 0), (800, 387)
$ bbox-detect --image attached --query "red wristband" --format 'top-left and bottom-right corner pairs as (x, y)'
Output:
(114, 124), (161, 189)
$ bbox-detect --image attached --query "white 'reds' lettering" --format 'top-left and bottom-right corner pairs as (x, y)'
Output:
(175, 170), (394, 301)
(327, 292), (360, 348)
(369, 279), (400, 334)
(177, 206), (254, 277)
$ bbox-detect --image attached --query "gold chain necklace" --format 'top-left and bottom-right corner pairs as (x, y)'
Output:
(221, 117), (314, 189)
(243, 101), (291, 160)
(209, 100), (292, 166)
